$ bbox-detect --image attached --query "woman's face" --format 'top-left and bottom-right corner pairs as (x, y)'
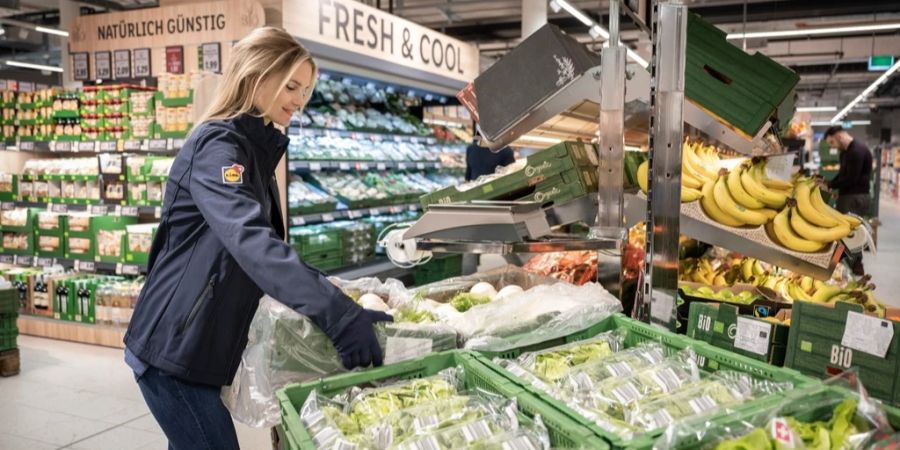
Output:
(255, 59), (315, 127)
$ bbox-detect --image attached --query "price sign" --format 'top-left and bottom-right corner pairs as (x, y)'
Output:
(133, 48), (151, 78)
(842, 311), (894, 358)
(409, 205), (419, 212)
(89, 205), (109, 215)
(18, 82), (34, 92)
(172, 139), (186, 149)
(165, 46), (184, 74)
(0, 255), (13, 264)
(16, 255), (33, 267)
(120, 206), (140, 217)
(416, 163), (426, 170)
(113, 49), (131, 79)
(72, 52), (90, 81)
(20, 141), (35, 151)
(309, 162), (322, 172)
(123, 140), (142, 151)
(49, 203), (68, 214)
(321, 213), (335, 222)
(650, 291), (675, 324)
(148, 139), (168, 151)
(78, 142), (97, 152)
(291, 217), (306, 226)
(36, 257), (54, 267)
(338, 162), (350, 171)
(397, 163), (407, 170)
(377, 163), (387, 171)
(347, 210), (361, 219)
(369, 208), (381, 216)
(358, 163), (369, 171)
(119, 264), (141, 276)
(154, 207), (162, 219)
(53, 141), (72, 152)
(99, 141), (118, 152)
(1, 202), (15, 210)
(95, 51), (112, 80)
(75, 260), (96, 273)
(200, 43), (221, 73)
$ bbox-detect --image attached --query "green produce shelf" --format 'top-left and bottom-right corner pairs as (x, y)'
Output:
(276, 350), (610, 450)
(477, 313), (818, 449)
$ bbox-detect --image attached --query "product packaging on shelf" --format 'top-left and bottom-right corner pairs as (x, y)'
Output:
(687, 301), (791, 366)
(125, 223), (157, 264)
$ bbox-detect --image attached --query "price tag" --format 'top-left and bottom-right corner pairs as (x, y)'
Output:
(416, 162), (426, 170)
(20, 141), (35, 151)
(309, 162), (322, 172)
(358, 163), (369, 171)
(0, 255), (13, 264)
(842, 311), (894, 358)
(120, 264), (141, 276)
(347, 210), (361, 219)
(397, 163), (407, 170)
(148, 139), (168, 151)
(172, 138), (186, 149)
(409, 205), (419, 212)
(291, 216), (306, 226)
(734, 317), (772, 356)
(78, 141), (97, 152)
(321, 213), (335, 222)
(369, 208), (381, 216)
(75, 260), (96, 273)
(1, 202), (16, 210)
(113, 49), (132, 79)
(53, 141), (72, 152)
(200, 42), (221, 73)
(120, 206), (140, 217)
(650, 291), (675, 324)
(35, 257), (54, 267)
(16, 255), (33, 267)
(377, 163), (387, 171)
(49, 203), (68, 214)
(99, 141), (118, 152)
(154, 207), (162, 219)
(89, 205), (109, 215)
(765, 154), (795, 181)
(133, 48), (151, 78)
(72, 53), (89, 81)
(338, 162), (350, 171)
(123, 140), (142, 151)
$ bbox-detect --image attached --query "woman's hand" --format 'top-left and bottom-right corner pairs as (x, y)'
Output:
(330, 309), (394, 369)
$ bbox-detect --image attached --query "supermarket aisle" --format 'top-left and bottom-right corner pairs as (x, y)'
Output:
(0, 336), (271, 450)
(868, 196), (900, 307)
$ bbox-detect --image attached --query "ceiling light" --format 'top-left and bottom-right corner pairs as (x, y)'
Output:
(727, 22), (900, 40)
(549, 0), (561, 13)
(35, 26), (68, 37)
(810, 120), (871, 126)
(5, 60), (63, 72)
(547, 0), (648, 68)
(554, 0), (594, 27)
(589, 25), (608, 40)
(796, 106), (837, 112)
(831, 58), (900, 123)
(520, 134), (563, 144)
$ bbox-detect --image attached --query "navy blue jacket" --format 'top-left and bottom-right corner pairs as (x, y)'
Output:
(124, 113), (361, 386)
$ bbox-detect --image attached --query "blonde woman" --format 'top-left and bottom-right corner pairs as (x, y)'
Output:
(124, 27), (391, 449)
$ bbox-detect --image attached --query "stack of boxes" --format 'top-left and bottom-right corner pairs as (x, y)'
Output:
(17, 158), (101, 204)
(51, 91), (81, 141)
(0, 90), (16, 140)
(15, 88), (55, 142)
(154, 73), (193, 139)
(333, 221), (376, 266)
(35, 211), (66, 258)
(125, 223), (156, 264)
(80, 85), (156, 142)
(420, 141), (600, 208)
(0, 208), (35, 257)
(0, 287), (17, 353)
(289, 225), (344, 272)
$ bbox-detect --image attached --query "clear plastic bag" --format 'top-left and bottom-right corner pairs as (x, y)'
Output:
(343, 368), (464, 429)
(655, 371), (894, 450)
(558, 343), (667, 393)
(391, 413), (551, 450)
(411, 265), (559, 303)
(300, 391), (372, 450)
(513, 330), (625, 383)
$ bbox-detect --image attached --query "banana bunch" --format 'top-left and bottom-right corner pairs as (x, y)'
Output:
(636, 140), (721, 203)
(756, 273), (885, 316)
(764, 179), (861, 253)
(700, 159), (787, 228)
(680, 256), (768, 286)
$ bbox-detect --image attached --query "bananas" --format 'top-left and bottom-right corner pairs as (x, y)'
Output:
(701, 178), (744, 227)
(768, 208), (827, 253)
(808, 184), (862, 229)
(740, 163), (787, 209)
(636, 158), (705, 203)
(727, 165), (766, 209)
(681, 186), (703, 202)
(795, 181), (841, 228)
(789, 204), (851, 243)
(637, 160), (649, 193)
(713, 176), (770, 226)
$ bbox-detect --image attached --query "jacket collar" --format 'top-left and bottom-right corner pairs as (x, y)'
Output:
(231, 112), (290, 166)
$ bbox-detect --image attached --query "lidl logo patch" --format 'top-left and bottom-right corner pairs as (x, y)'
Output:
(222, 164), (244, 184)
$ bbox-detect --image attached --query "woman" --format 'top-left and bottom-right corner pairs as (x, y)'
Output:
(123, 27), (391, 450)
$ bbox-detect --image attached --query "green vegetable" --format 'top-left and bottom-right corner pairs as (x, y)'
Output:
(348, 378), (458, 428)
(369, 395), (505, 446)
(516, 332), (621, 382)
(582, 359), (698, 419)
(786, 417), (830, 450)
(449, 293), (491, 312)
(631, 379), (744, 431)
(827, 399), (860, 450)
(393, 307), (437, 323)
(714, 428), (773, 450)
(561, 343), (666, 389)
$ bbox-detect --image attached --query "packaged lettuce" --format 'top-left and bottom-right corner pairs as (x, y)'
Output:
(346, 370), (461, 429)
(573, 351), (701, 420)
(301, 391), (371, 449)
(629, 377), (749, 431)
(367, 392), (519, 448)
(559, 342), (666, 392)
(515, 331), (624, 382)
(392, 413), (550, 450)
(495, 359), (557, 395)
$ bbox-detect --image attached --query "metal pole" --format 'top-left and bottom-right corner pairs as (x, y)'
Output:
(644, 0), (687, 329)
(595, 0), (627, 297)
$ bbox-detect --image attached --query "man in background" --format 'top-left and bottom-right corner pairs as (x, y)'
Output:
(465, 138), (515, 181)
(824, 126), (873, 216)
(824, 126), (873, 275)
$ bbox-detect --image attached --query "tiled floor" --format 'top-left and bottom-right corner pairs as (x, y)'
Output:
(1, 197), (899, 450)
(0, 336), (271, 450)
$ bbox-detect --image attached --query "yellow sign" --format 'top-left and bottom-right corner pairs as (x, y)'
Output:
(222, 164), (245, 184)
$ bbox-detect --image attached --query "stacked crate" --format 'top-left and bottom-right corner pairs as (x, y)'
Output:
(0, 288), (17, 352)
(290, 225), (344, 272)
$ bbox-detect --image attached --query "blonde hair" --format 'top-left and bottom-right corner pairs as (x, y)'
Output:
(199, 27), (317, 123)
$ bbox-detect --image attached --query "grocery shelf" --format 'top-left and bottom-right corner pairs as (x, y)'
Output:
(288, 203), (420, 227)
(17, 314), (126, 349)
(327, 257), (416, 281)
(2, 201), (161, 218)
(287, 124), (438, 144)
(0, 254), (146, 276)
(288, 160), (441, 172)
(0, 139), (182, 154)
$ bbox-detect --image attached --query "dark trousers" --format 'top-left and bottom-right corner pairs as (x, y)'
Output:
(135, 367), (239, 450)
(836, 193), (870, 275)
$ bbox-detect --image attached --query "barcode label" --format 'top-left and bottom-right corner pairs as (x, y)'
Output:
(503, 436), (539, 450)
(610, 382), (642, 405)
(321, 213), (334, 222)
(90, 205), (109, 215)
(688, 395), (718, 414)
(309, 162), (322, 171)
(301, 410), (325, 428)
(120, 206), (140, 217)
(641, 348), (666, 364)
(334, 440), (359, 450)
(79, 141), (97, 152)
(646, 409), (675, 429)
(413, 415), (439, 433)
(462, 419), (493, 443)
(311, 426), (339, 447)
(405, 436), (440, 450)
(650, 367), (683, 393)
(606, 361), (634, 377)
(571, 372), (594, 392)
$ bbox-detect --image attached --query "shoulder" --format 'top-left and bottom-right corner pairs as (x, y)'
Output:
(184, 120), (248, 157)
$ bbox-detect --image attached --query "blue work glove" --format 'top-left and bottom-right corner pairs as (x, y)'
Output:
(331, 309), (393, 369)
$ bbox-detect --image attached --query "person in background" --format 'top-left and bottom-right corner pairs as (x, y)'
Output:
(824, 125), (873, 275)
(824, 126), (873, 216)
(466, 138), (515, 181)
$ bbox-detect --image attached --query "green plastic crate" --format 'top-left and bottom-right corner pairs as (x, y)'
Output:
(785, 301), (900, 407)
(478, 314), (817, 449)
(686, 301), (790, 366)
(0, 328), (16, 351)
(276, 350), (610, 450)
(414, 255), (464, 286)
(0, 313), (16, 331)
(0, 289), (18, 314)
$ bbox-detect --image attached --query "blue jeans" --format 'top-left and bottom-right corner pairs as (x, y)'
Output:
(135, 367), (239, 450)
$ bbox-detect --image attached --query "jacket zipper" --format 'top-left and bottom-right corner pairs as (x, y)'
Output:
(181, 275), (215, 332)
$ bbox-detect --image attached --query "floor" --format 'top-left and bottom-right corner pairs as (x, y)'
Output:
(1, 196), (899, 450)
